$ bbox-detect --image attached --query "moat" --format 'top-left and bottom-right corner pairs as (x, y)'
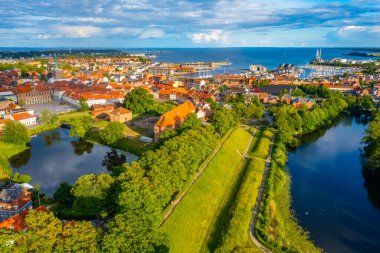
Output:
(287, 116), (380, 253)
(9, 128), (138, 196)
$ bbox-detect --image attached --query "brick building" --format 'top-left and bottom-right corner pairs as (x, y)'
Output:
(16, 85), (52, 105)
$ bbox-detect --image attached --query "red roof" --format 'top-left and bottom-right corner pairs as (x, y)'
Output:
(0, 206), (47, 231)
(12, 112), (36, 121)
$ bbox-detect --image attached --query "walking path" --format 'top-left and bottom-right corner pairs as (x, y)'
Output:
(249, 135), (275, 253)
(160, 129), (234, 226)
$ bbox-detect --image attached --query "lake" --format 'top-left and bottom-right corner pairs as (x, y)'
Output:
(287, 116), (380, 253)
(9, 128), (138, 196)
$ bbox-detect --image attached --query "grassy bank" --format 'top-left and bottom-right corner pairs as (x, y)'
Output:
(0, 142), (28, 179)
(255, 141), (322, 253)
(160, 127), (252, 253)
(213, 128), (274, 253)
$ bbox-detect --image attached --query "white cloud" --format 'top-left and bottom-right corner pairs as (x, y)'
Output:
(337, 25), (380, 37)
(189, 30), (229, 44)
(77, 17), (118, 23)
(56, 25), (102, 38)
(139, 29), (165, 39)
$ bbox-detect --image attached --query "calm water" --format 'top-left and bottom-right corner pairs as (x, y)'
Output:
(129, 47), (377, 71)
(9, 128), (138, 196)
(287, 116), (380, 253)
(1, 47), (377, 71)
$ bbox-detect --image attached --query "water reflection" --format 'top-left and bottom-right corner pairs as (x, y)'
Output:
(10, 128), (138, 196)
(287, 115), (380, 253)
(364, 180), (380, 210)
(41, 130), (61, 146)
(9, 148), (31, 168)
(70, 139), (94, 155)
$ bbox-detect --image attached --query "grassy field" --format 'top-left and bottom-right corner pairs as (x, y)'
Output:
(255, 142), (322, 253)
(160, 127), (252, 253)
(0, 141), (28, 179)
(213, 128), (274, 253)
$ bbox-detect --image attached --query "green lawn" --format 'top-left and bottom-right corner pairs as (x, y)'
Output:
(160, 127), (252, 253)
(0, 141), (28, 179)
(213, 128), (274, 253)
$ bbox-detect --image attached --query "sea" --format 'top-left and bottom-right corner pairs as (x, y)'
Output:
(1, 47), (378, 73)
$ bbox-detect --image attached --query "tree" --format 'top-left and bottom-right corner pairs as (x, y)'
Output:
(79, 98), (90, 111)
(18, 100), (26, 107)
(40, 110), (58, 125)
(71, 174), (115, 218)
(124, 88), (155, 114)
(291, 88), (306, 97)
(177, 113), (201, 133)
(211, 107), (236, 136)
(1, 121), (30, 145)
(12, 172), (31, 183)
(69, 117), (91, 138)
(102, 149), (126, 176)
(20, 210), (62, 252)
(55, 221), (100, 253)
(158, 128), (177, 145)
(53, 182), (75, 205)
(258, 79), (270, 86)
(18, 210), (100, 253)
(100, 122), (125, 145)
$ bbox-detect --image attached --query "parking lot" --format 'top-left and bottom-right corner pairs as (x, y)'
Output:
(27, 100), (77, 116)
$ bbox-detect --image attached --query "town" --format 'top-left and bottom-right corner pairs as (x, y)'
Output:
(0, 49), (379, 252)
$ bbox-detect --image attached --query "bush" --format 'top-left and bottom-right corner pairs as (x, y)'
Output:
(12, 172), (31, 183)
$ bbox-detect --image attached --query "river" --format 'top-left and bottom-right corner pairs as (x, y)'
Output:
(287, 116), (380, 253)
(9, 128), (138, 196)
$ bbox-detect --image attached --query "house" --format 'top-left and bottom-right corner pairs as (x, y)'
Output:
(11, 112), (37, 126)
(91, 104), (116, 118)
(0, 184), (33, 222)
(292, 98), (315, 109)
(281, 94), (292, 104)
(154, 101), (195, 143)
(0, 206), (47, 231)
(109, 107), (132, 123)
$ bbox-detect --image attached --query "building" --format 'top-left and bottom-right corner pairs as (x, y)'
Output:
(154, 101), (195, 143)
(16, 86), (52, 105)
(0, 206), (47, 231)
(0, 184), (32, 222)
(11, 112), (37, 126)
(0, 91), (17, 101)
(109, 107), (132, 123)
(91, 104), (116, 118)
(249, 64), (267, 75)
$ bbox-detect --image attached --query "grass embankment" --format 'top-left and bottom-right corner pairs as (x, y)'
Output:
(213, 128), (274, 253)
(160, 127), (252, 253)
(29, 111), (90, 136)
(255, 141), (322, 253)
(0, 142), (28, 179)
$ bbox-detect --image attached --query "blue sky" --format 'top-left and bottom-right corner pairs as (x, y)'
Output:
(0, 0), (379, 47)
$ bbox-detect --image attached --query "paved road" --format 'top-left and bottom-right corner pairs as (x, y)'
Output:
(249, 135), (275, 253)
(160, 129), (235, 226)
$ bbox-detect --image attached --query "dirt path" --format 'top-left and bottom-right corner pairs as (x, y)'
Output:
(160, 129), (235, 226)
(249, 135), (275, 253)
